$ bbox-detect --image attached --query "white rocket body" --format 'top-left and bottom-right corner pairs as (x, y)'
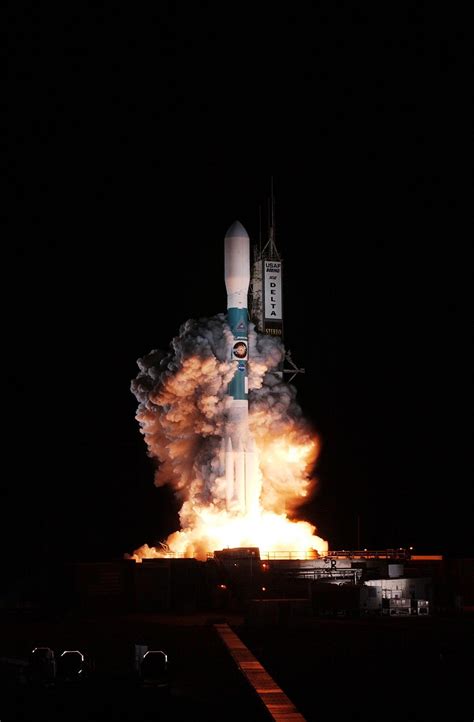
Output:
(222, 221), (261, 515)
(224, 223), (250, 309)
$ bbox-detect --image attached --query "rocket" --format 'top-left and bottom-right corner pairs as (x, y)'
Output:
(221, 221), (260, 515)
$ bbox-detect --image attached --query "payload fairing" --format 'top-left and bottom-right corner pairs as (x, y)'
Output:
(221, 221), (260, 515)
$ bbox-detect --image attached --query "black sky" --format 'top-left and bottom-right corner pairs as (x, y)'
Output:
(5, 4), (472, 561)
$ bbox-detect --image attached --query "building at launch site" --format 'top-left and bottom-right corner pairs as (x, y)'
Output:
(2, 550), (472, 621)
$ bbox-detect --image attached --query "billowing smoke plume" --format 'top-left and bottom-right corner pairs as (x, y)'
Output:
(127, 313), (327, 560)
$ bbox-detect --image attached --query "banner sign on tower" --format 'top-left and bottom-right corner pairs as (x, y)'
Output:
(264, 261), (283, 336)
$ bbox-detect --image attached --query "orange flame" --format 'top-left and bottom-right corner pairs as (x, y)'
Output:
(128, 431), (327, 562)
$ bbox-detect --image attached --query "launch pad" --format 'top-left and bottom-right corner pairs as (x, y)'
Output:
(4, 550), (471, 621)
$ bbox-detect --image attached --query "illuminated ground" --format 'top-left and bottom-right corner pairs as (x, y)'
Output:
(240, 615), (474, 722)
(0, 612), (267, 721)
(1, 611), (472, 721)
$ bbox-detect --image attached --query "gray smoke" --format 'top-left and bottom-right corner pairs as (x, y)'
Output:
(131, 313), (314, 509)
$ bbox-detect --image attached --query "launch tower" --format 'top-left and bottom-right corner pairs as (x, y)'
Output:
(249, 180), (304, 382)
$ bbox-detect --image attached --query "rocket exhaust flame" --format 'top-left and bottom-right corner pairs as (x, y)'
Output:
(127, 222), (328, 562)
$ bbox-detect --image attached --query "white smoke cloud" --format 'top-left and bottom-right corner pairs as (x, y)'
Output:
(127, 313), (326, 560)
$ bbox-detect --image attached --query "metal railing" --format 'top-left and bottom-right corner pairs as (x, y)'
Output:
(205, 548), (412, 561)
(324, 549), (411, 560)
(278, 568), (363, 583)
(259, 550), (321, 561)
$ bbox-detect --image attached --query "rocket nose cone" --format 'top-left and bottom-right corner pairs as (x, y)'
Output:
(225, 220), (249, 240)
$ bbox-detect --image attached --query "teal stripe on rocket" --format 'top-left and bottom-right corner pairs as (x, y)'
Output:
(228, 307), (248, 336)
(229, 361), (247, 400)
(227, 307), (248, 401)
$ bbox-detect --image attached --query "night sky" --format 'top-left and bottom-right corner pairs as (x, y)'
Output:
(5, 5), (471, 562)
